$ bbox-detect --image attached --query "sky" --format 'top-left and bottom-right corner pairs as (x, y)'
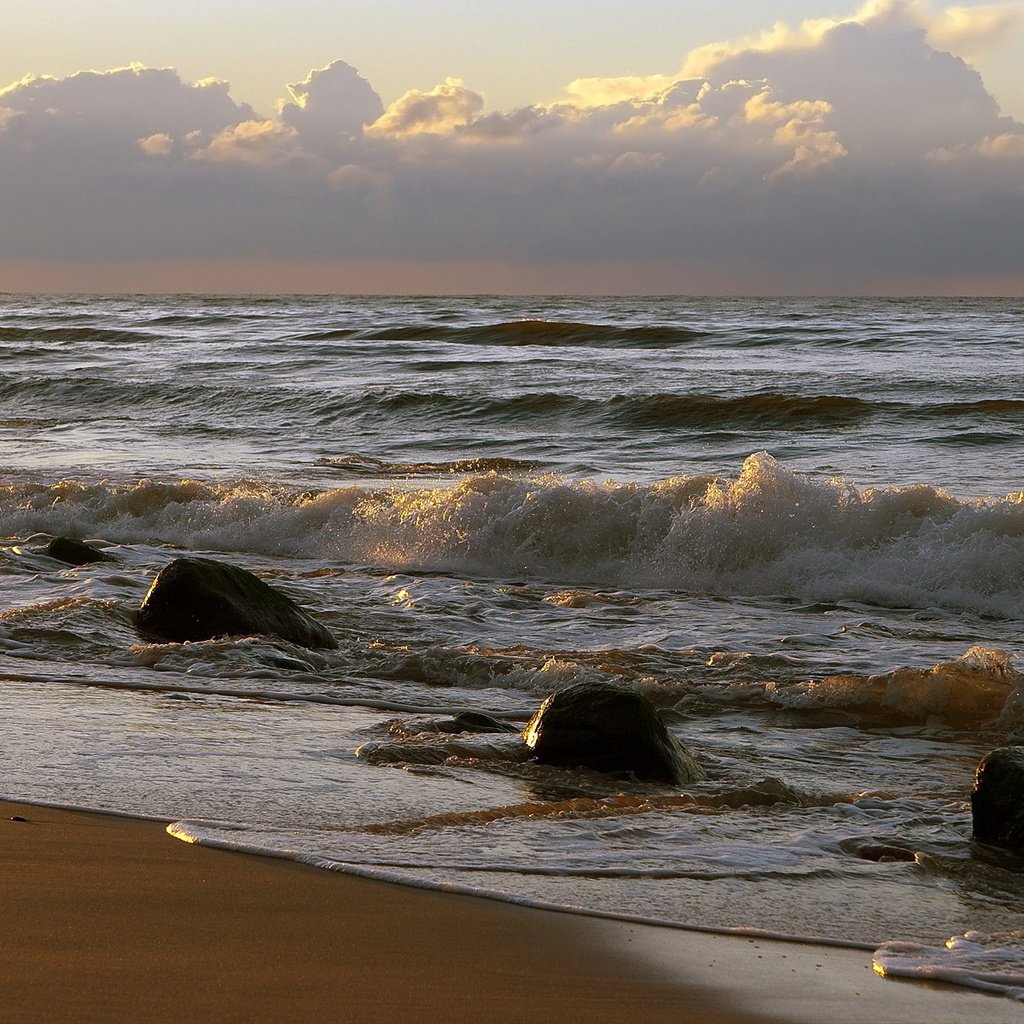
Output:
(2, 0), (1023, 295)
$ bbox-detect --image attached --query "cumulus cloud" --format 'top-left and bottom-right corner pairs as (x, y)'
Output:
(0, 64), (252, 147)
(676, 0), (1011, 157)
(279, 61), (383, 149)
(367, 78), (485, 137)
(195, 119), (304, 165)
(0, 2), (1022, 291)
(929, 2), (1024, 53)
(561, 73), (676, 108)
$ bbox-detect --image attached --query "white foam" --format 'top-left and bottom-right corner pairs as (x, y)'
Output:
(874, 931), (1024, 1002)
(4, 455), (1024, 617)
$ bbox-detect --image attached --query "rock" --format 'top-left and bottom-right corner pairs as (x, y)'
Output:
(438, 711), (519, 734)
(44, 536), (114, 565)
(522, 680), (704, 784)
(971, 746), (1024, 853)
(137, 557), (337, 650)
(852, 843), (917, 863)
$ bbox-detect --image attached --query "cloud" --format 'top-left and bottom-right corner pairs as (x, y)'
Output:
(367, 78), (485, 137)
(930, 2), (1024, 53)
(0, 64), (252, 148)
(195, 119), (305, 165)
(676, 0), (1010, 157)
(561, 74), (676, 108)
(680, 1), (1022, 69)
(0, 3), (1022, 292)
(279, 61), (383, 149)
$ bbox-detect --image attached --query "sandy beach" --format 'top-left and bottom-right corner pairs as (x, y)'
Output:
(1, 799), (1016, 1024)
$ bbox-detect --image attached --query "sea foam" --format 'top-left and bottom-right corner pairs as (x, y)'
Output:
(3, 454), (1023, 618)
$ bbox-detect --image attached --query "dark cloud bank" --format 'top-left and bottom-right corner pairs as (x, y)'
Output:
(1, 1), (1022, 293)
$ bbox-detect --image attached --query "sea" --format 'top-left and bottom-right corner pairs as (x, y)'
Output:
(2, 293), (1023, 1001)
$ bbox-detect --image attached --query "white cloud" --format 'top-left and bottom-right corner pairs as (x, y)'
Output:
(0, 3), (1022, 290)
(979, 129), (1024, 156)
(279, 61), (383, 149)
(0, 64), (252, 146)
(194, 119), (305, 165)
(674, 1), (1009, 158)
(138, 132), (173, 156)
(929, 2), (1023, 52)
(561, 74), (676, 108)
(367, 78), (485, 137)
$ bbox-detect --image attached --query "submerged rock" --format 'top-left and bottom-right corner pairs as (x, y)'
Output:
(971, 746), (1024, 854)
(439, 711), (520, 734)
(44, 536), (114, 565)
(137, 557), (337, 650)
(522, 680), (704, 784)
(849, 842), (917, 863)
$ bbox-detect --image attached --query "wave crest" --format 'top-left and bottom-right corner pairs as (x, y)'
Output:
(3, 454), (1024, 617)
(760, 647), (1021, 722)
(295, 319), (709, 347)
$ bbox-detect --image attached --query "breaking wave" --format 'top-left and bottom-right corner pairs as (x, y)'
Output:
(3, 453), (1024, 618)
(695, 647), (1024, 723)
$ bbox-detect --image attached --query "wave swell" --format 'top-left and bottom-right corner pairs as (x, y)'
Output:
(295, 319), (710, 347)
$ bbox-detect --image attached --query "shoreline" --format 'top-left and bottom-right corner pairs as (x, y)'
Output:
(2, 800), (1016, 1023)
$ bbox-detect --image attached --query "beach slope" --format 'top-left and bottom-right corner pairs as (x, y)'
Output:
(0, 801), (1014, 1024)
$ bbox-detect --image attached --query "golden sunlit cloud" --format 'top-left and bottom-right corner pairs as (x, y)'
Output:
(929, 2), (1024, 54)
(196, 119), (303, 164)
(367, 77), (484, 137)
(681, 0), (1023, 74)
(559, 74), (677, 108)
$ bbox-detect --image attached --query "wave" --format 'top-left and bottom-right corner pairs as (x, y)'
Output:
(6, 368), (1022, 435)
(0, 374), (306, 419)
(294, 319), (710, 348)
(0, 326), (151, 345)
(0, 379), (901, 432)
(3, 454), (1024, 619)
(874, 932), (1024, 1003)
(696, 647), (1023, 724)
(606, 393), (880, 428)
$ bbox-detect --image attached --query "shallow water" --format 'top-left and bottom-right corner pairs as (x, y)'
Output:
(2, 294), (1023, 996)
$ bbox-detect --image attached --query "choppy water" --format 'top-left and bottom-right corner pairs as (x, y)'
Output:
(2, 294), (1023, 1001)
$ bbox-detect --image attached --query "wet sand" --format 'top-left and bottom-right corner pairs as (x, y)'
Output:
(0, 800), (1013, 1024)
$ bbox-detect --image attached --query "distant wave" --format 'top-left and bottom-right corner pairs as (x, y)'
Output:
(605, 393), (879, 428)
(294, 319), (711, 348)
(4, 453), (1024, 618)
(12, 368), (1024, 429)
(921, 399), (1024, 416)
(6, 366), (1024, 439)
(141, 313), (240, 326)
(0, 326), (150, 345)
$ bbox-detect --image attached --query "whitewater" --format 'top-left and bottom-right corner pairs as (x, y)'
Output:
(1, 293), (1023, 1001)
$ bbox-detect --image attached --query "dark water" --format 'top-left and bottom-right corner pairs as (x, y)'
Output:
(2, 294), (1023, 997)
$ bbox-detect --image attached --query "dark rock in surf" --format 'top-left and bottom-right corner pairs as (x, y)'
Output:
(971, 746), (1024, 854)
(44, 536), (114, 566)
(440, 711), (519, 734)
(851, 843), (917, 863)
(522, 680), (703, 784)
(136, 557), (337, 650)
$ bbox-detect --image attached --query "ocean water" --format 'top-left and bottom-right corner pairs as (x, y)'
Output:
(2, 294), (1024, 999)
